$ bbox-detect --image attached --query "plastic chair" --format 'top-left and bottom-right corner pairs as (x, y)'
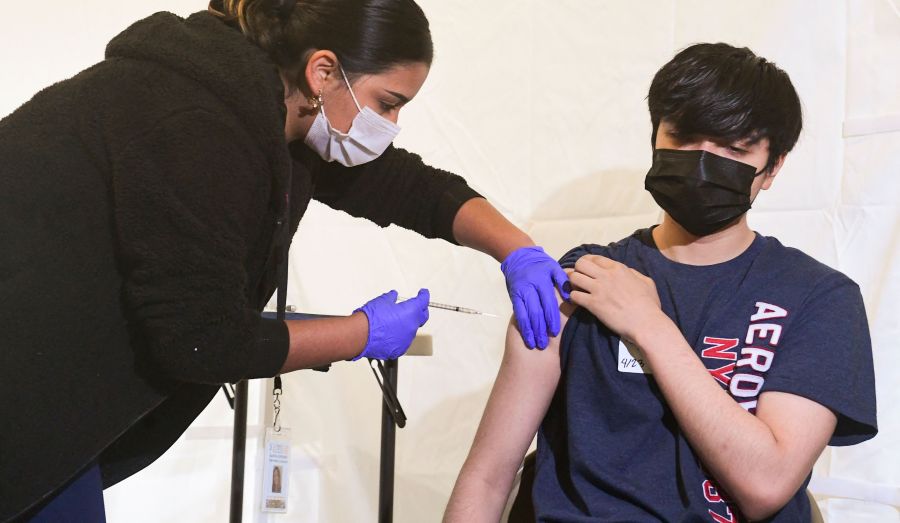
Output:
(808, 490), (825, 523)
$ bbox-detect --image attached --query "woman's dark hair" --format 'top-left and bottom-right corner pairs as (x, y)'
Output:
(210, 0), (433, 85)
(647, 43), (802, 172)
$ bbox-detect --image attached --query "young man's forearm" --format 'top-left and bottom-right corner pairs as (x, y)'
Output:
(444, 471), (513, 523)
(635, 314), (835, 520)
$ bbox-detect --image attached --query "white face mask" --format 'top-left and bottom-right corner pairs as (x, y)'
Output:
(304, 66), (401, 167)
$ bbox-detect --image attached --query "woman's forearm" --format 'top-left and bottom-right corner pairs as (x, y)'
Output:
(279, 313), (368, 373)
(452, 197), (533, 261)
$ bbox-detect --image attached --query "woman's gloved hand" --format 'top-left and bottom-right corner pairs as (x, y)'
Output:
(501, 246), (570, 349)
(353, 289), (430, 360)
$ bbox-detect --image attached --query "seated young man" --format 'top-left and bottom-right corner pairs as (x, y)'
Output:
(444, 43), (877, 522)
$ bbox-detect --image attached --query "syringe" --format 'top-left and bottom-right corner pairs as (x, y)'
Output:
(427, 301), (498, 317)
(400, 297), (498, 317)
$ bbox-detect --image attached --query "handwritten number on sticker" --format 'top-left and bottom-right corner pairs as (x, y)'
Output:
(621, 358), (645, 369)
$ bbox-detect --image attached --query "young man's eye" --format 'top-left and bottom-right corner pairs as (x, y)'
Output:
(728, 145), (747, 154)
(379, 101), (398, 112)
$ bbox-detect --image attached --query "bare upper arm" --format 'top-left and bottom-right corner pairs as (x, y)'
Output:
(755, 390), (837, 491)
(461, 296), (576, 488)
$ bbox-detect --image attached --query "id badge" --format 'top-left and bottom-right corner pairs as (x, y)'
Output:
(617, 339), (652, 374)
(261, 427), (292, 513)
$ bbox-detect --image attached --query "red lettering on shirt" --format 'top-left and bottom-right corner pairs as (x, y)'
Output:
(708, 363), (735, 386)
(703, 480), (723, 503)
(702, 337), (739, 361)
(709, 506), (737, 523)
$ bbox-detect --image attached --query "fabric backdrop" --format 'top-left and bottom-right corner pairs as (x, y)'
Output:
(3, 1), (897, 521)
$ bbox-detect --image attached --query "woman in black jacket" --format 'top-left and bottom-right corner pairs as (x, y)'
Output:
(0, 0), (570, 520)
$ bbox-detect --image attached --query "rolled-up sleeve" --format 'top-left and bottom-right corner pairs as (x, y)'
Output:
(112, 108), (288, 383)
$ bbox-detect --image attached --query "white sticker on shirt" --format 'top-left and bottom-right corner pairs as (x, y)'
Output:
(617, 339), (652, 374)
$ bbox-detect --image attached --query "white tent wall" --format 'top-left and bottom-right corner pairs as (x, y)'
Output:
(2, 1), (897, 522)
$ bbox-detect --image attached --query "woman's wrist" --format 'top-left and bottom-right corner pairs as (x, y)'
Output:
(280, 313), (369, 373)
(346, 310), (369, 352)
(496, 234), (536, 262)
(452, 198), (535, 261)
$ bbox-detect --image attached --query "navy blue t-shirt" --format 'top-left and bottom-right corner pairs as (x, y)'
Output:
(533, 228), (877, 522)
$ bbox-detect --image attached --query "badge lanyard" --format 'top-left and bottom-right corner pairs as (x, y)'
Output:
(262, 160), (293, 514)
(272, 162), (292, 422)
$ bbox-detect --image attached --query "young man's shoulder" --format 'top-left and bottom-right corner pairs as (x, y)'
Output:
(559, 229), (861, 293)
(558, 229), (648, 268)
(759, 234), (861, 292)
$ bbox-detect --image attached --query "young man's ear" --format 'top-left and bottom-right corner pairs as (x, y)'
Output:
(761, 155), (787, 190)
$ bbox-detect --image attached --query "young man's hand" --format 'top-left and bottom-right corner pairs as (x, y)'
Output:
(568, 255), (665, 342)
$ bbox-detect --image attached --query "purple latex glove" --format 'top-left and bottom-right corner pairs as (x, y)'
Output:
(353, 289), (430, 360)
(501, 246), (570, 349)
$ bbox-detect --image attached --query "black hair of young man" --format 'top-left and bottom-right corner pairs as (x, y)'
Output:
(648, 42), (803, 173)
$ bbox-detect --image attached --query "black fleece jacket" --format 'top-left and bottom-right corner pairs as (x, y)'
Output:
(0, 11), (480, 521)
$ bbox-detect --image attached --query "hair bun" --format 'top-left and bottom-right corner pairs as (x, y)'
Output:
(274, 0), (296, 19)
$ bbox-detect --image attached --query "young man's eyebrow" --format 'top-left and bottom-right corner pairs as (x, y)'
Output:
(714, 136), (759, 149)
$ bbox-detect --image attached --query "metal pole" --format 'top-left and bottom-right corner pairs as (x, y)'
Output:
(229, 379), (249, 523)
(378, 359), (399, 523)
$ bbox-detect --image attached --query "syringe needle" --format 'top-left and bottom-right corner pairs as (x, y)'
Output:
(399, 297), (497, 317)
(429, 302), (499, 317)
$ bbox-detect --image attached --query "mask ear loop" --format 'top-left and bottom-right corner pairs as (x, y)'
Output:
(339, 64), (363, 112)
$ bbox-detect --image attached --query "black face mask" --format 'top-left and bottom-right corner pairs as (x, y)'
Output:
(644, 149), (764, 236)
